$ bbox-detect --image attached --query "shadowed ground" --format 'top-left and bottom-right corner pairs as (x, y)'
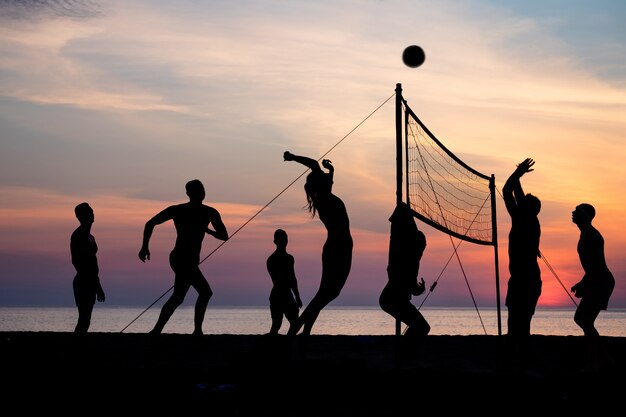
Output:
(2, 332), (623, 416)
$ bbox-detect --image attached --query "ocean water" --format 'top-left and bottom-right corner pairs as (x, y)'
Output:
(1, 306), (625, 336)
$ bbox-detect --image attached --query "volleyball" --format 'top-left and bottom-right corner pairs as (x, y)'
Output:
(402, 45), (425, 68)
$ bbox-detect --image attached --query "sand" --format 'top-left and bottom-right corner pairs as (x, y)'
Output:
(2, 332), (623, 416)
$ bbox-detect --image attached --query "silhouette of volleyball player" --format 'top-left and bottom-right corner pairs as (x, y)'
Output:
(71, 202), (105, 333)
(503, 158), (542, 368)
(571, 203), (615, 371)
(138, 179), (229, 336)
(379, 202), (430, 339)
(267, 229), (303, 335)
(283, 151), (353, 336)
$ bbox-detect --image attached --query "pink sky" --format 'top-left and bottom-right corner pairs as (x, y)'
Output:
(1, 1), (625, 309)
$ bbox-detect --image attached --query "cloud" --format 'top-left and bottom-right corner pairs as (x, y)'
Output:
(1, 1), (625, 307)
(0, 0), (103, 20)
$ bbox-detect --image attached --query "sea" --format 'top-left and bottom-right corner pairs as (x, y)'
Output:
(1, 306), (625, 336)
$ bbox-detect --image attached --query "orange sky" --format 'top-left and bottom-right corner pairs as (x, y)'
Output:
(1, 1), (625, 309)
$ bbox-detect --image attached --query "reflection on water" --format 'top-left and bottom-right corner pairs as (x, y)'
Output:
(1, 306), (624, 336)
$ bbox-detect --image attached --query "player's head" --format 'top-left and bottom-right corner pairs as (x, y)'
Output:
(577, 203), (595, 220)
(74, 202), (94, 224)
(274, 229), (288, 247)
(186, 179), (205, 201)
(573, 203), (595, 225)
(304, 171), (332, 216)
(524, 193), (541, 216)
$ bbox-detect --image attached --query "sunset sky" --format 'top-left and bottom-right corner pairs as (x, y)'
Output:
(1, 0), (625, 311)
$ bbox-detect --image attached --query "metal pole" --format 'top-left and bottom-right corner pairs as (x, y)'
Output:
(394, 83), (403, 336)
(490, 174), (502, 336)
(395, 83), (403, 207)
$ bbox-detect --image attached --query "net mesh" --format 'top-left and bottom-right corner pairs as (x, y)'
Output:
(404, 103), (494, 245)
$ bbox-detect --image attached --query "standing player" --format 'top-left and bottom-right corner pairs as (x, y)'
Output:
(266, 229), (303, 335)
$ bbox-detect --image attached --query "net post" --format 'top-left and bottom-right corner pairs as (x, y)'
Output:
(395, 82), (403, 336)
(490, 174), (502, 336)
(395, 83), (403, 207)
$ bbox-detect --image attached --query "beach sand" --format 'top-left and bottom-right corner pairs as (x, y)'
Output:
(2, 332), (623, 416)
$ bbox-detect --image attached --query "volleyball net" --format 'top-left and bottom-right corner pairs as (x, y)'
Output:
(403, 101), (494, 245)
(394, 83), (502, 335)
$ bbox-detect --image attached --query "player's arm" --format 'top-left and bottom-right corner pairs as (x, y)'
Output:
(283, 151), (322, 173)
(206, 210), (229, 241)
(322, 159), (334, 181)
(289, 257), (303, 308)
(139, 206), (175, 262)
